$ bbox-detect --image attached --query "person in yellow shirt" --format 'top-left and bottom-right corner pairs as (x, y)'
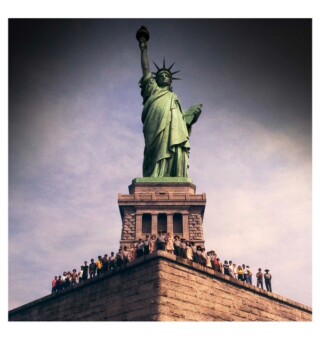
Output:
(237, 265), (244, 281)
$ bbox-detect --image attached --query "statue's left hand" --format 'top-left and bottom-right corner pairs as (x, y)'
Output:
(184, 104), (203, 126)
(188, 104), (202, 116)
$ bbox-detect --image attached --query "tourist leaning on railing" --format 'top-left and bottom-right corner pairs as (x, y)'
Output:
(51, 235), (272, 294)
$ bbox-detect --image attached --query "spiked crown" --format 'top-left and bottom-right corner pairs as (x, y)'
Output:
(152, 57), (181, 81)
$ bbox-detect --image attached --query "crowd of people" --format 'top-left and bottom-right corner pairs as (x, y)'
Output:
(51, 232), (272, 294)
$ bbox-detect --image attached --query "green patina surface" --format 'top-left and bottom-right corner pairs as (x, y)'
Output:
(137, 26), (202, 178)
(132, 177), (193, 184)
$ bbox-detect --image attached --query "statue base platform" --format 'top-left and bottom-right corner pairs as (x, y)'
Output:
(132, 177), (193, 183)
(128, 177), (195, 194)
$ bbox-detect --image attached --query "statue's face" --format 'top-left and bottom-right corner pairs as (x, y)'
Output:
(156, 71), (172, 87)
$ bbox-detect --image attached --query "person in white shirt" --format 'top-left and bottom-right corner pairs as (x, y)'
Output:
(264, 269), (272, 292)
(246, 265), (253, 284)
(186, 241), (193, 261)
(228, 260), (235, 278)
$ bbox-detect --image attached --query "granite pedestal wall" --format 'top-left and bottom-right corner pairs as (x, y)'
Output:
(9, 252), (311, 321)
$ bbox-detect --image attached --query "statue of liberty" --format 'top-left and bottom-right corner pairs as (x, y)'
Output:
(136, 26), (202, 178)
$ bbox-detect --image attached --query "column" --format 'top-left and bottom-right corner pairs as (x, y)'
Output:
(182, 213), (189, 240)
(136, 213), (142, 240)
(167, 214), (173, 234)
(151, 213), (158, 236)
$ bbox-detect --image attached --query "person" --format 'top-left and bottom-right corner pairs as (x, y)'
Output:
(246, 265), (252, 285)
(173, 235), (181, 257)
(109, 252), (116, 271)
(61, 272), (69, 289)
(56, 275), (63, 293)
(166, 232), (174, 254)
(206, 252), (212, 268)
(82, 261), (89, 281)
(194, 245), (203, 265)
(219, 259), (224, 273)
(96, 256), (103, 276)
(66, 272), (72, 288)
(228, 261), (235, 278)
(51, 276), (58, 294)
(89, 259), (97, 278)
(191, 242), (197, 261)
(122, 246), (130, 264)
(192, 245), (199, 264)
(157, 232), (166, 251)
(264, 269), (272, 292)
(102, 254), (109, 273)
(232, 263), (238, 279)
(149, 235), (157, 253)
(237, 265), (244, 281)
(242, 264), (248, 282)
(180, 238), (187, 259)
(137, 239), (144, 258)
(137, 26), (202, 177)
(256, 268), (264, 289)
(210, 251), (217, 268)
(130, 243), (137, 261)
(116, 249), (124, 269)
(71, 269), (78, 286)
(213, 257), (221, 272)
(61, 271), (67, 290)
(200, 246), (207, 266)
(144, 235), (150, 255)
(223, 260), (230, 276)
(186, 241), (193, 261)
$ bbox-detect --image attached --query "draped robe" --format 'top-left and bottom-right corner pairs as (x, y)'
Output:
(139, 73), (191, 177)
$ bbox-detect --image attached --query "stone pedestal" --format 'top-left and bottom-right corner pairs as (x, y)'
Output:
(118, 177), (206, 249)
(9, 252), (312, 321)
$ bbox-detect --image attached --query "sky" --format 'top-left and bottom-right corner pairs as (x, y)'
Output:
(7, 18), (313, 313)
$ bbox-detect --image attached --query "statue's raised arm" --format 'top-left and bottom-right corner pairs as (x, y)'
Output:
(136, 26), (150, 78)
(136, 26), (202, 178)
